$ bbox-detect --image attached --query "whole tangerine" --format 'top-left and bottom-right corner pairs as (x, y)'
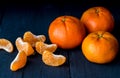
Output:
(82, 31), (119, 64)
(48, 15), (86, 49)
(81, 6), (114, 33)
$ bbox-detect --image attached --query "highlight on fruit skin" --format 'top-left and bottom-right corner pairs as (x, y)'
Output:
(42, 50), (66, 66)
(23, 31), (46, 47)
(15, 37), (34, 56)
(10, 51), (27, 71)
(35, 41), (57, 55)
(0, 38), (13, 53)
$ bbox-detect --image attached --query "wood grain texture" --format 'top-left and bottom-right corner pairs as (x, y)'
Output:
(69, 47), (120, 78)
(0, 5), (70, 78)
(0, 2), (120, 78)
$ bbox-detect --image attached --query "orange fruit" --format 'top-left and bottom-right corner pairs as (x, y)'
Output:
(15, 37), (34, 56)
(81, 6), (114, 33)
(82, 31), (119, 64)
(48, 15), (86, 49)
(42, 50), (66, 66)
(35, 41), (57, 55)
(10, 51), (27, 71)
(0, 39), (13, 53)
(23, 31), (46, 47)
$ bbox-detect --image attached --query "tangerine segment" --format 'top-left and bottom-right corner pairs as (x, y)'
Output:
(15, 37), (34, 56)
(42, 50), (66, 66)
(23, 31), (46, 47)
(35, 41), (57, 55)
(10, 51), (27, 71)
(0, 39), (13, 53)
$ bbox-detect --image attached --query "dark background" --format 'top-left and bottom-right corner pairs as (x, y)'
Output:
(0, 0), (120, 78)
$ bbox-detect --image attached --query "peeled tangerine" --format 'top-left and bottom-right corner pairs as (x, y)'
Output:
(35, 41), (57, 55)
(0, 39), (13, 53)
(23, 31), (46, 47)
(10, 51), (27, 71)
(42, 50), (66, 66)
(15, 37), (34, 56)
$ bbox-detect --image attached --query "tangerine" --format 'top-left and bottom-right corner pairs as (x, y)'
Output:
(82, 31), (119, 64)
(48, 15), (86, 49)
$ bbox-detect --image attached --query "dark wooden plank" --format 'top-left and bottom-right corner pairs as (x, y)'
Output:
(1, 6), (38, 41)
(68, 6), (120, 78)
(0, 6), (19, 78)
(0, 5), (42, 78)
(69, 47), (120, 78)
(0, 7), (5, 36)
(1, 2), (120, 78)
(22, 5), (70, 78)
(57, 3), (120, 78)
(0, 49), (23, 78)
(23, 49), (70, 78)
(0, 8), (4, 25)
(0, 4), (70, 78)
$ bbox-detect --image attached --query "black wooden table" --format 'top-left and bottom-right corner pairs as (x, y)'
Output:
(0, 1), (120, 78)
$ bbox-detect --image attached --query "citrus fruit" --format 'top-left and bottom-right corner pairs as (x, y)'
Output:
(48, 15), (86, 49)
(0, 39), (13, 53)
(23, 31), (46, 47)
(82, 31), (119, 64)
(10, 51), (27, 71)
(15, 37), (34, 56)
(35, 41), (57, 55)
(81, 6), (114, 33)
(42, 50), (66, 66)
